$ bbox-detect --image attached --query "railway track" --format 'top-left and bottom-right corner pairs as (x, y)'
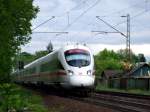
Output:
(67, 92), (150, 112)
(92, 92), (150, 112)
(96, 90), (150, 100)
(22, 85), (150, 112)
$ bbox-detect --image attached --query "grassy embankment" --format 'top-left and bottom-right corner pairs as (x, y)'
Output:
(0, 83), (48, 112)
(96, 84), (150, 96)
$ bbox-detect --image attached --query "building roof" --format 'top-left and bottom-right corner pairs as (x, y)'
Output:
(124, 63), (150, 77)
(101, 63), (150, 79)
(101, 70), (123, 79)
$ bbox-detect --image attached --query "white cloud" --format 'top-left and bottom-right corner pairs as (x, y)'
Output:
(88, 44), (150, 56)
(21, 0), (150, 61)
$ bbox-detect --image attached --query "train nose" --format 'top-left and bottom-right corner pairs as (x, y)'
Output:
(69, 75), (95, 87)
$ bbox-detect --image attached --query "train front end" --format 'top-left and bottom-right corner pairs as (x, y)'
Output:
(61, 45), (95, 90)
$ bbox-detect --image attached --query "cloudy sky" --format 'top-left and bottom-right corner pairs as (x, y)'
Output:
(22, 0), (150, 60)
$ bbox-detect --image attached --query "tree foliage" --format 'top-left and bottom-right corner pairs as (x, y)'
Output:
(18, 50), (49, 66)
(94, 49), (123, 76)
(117, 49), (139, 63)
(0, 84), (47, 112)
(138, 53), (146, 62)
(0, 0), (38, 82)
(94, 49), (139, 76)
(34, 50), (49, 60)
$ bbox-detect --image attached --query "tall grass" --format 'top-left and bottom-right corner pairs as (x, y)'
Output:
(0, 83), (48, 112)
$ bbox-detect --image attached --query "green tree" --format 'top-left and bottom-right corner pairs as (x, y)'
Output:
(34, 50), (49, 60)
(15, 50), (49, 68)
(0, 84), (47, 112)
(117, 49), (139, 63)
(18, 52), (35, 66)
(95, 49), (140, 76)
(138, 53), (146, 62)
(94, 49), (123, 76)
(0, 0), (38, 82)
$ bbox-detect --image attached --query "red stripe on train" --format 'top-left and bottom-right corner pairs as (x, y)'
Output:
(20, 70), (66, 79)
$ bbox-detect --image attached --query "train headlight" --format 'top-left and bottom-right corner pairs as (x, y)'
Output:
(87, 70), (91, 75)
(67, 70), (74, 76)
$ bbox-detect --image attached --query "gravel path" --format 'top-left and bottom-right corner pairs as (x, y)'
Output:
(42, 94), (118, 112)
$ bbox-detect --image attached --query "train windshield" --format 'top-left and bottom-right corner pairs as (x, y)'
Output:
(65, 49), (91, 67)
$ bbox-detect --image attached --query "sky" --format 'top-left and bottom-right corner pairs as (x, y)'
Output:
(22, 0), (150, 60)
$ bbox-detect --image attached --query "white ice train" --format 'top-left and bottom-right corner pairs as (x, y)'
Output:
(13, 44), (95, 92)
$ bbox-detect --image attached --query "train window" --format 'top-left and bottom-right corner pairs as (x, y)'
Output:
(40, 59), (64, 72)
(28, 67), (36, 74)
(57, 61), (64, 70)
(65, 49), (91, 67)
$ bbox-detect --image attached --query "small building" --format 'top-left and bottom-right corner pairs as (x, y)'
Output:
(109, 63), (150, 90)
(101, 70), (123, 79)
(100, 70), (123, 86)
(125, 63), (150, 78)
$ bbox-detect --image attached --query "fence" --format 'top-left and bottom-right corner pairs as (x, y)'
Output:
(108, 78), (150, 90)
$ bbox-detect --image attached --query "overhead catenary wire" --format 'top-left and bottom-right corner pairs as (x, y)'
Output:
(70, 0), (90, 11)
(55, 0), (91, 18)
(55, 0), (102, 37)
(71, 0), (150, 45)
(114, 9), (150, 27)
(93, 1), (150, 28)
(31, 0), (150, 46)
(32, 16), (55, 31)
(31, 0), (146, 35)
(32, 0), (145, 32)
(30, 0), (94, 39)
(64, 0), (101, 30)
(93, 9), (149, 36)
(96, 16), (127, 38)
(95, 8), (150, 31)
(32, 31), (68, 34)
(98, 1), (143, 18)
(31, 0), (90, 32)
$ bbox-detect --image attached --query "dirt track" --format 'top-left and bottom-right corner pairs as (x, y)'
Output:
(42, 94), (118, 112)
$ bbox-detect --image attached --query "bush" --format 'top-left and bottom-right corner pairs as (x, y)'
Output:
(0, 83), (47, 112)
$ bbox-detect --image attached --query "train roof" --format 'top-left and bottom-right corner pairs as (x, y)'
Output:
(60, 44), (91, 53)
(24, 49), (59, 69)
(14, 44), (92, 72)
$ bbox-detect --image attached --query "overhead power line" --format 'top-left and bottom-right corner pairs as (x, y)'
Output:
(114, 10), (146, 27)
(32, 31), (68, 34)
(54, 0), (90, 18)
(31, 16), (68, 34)
(31, 0), (93, 35)
(96, 16), (127, 38)
(91, 31), (122, 34)
(56, 0), (101, 35)
(32, 16), (55, 31)
(70, 0), (90, 11)
(94, 15), (131, 61)
(99, 1), (143, 18)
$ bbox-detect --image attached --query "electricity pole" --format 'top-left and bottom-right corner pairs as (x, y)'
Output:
(94, 14), (131, 62)
(127, 14), (131, 62)
(121, 14), (130, 61)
